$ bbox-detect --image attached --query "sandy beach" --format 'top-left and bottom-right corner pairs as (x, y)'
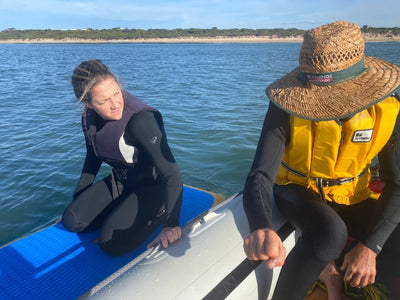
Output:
(1, 34), (399, 44)
(0, 35), (303, 44)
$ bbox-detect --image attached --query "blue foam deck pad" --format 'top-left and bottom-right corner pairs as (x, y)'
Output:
(0, 186), (215, 299)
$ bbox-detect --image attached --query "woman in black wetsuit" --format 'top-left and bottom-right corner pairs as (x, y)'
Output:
(62, 60), (183, 256)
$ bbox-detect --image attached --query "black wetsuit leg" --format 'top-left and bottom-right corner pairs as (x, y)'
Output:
(377, 224), (400, 294)
(272, 184), (348, 300)
(62, 174), (118, 232)
(98, 181), (165, 256)
(63, 174), (165, 256)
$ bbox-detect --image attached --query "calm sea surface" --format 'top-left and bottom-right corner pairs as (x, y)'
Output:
(1, 42), (399, 246)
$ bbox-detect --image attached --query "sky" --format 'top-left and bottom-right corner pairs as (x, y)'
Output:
(0, 0), (399, 31)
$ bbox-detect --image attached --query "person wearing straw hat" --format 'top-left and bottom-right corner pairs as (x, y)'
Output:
(242, 21), (400, 299)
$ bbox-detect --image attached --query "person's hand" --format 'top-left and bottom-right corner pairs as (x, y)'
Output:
(243, 228), (286, 269)
(340, 242), (377, 288)
(147, 226), (182, 249)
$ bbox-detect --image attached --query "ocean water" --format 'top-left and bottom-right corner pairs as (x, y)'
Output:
(1, 42), (399, 246)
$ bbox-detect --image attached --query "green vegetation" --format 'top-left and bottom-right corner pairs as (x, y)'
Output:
(362, 25), (400, 37)
(0, 27), (305, 40)
(0, 26), (399, 41)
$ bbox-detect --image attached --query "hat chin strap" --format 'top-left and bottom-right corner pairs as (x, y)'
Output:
(297, 58), (369, 86)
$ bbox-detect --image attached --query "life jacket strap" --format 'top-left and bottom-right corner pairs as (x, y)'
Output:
(280, 161), (369, 203)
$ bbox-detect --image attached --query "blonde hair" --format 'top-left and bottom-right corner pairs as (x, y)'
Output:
(71, 60), (119, 105)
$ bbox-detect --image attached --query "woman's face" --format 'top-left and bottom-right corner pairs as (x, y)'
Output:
(88, 77), (124, 121)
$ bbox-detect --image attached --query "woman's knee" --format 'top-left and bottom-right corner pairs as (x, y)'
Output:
(62, 207), (88, 232)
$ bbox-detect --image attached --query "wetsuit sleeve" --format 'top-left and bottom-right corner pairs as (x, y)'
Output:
(126, 111), (183, 228)
(243, 103), (290, 232)
(73, 141), (102, 199)
(364, 110), (400, 253)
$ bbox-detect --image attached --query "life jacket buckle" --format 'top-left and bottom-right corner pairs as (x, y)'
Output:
(321, 177), (354, 187)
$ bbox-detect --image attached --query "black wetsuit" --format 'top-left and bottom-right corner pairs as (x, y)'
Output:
(62, 93), (182, 256)
(243, 102), (400, 299)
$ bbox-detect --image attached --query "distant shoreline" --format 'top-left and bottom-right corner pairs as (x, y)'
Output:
(1, 34), (399, 44)
(0, 36), (303, 44)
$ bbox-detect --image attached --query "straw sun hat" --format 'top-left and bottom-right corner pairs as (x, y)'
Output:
(266, 21), (400, 121)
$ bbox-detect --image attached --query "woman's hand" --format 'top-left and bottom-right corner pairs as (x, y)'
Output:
(243, 228), (286, 269)
(147, 226), (182, 249)
(340, 242), (377, 288)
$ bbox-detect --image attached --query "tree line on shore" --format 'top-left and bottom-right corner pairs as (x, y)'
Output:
(1, 26), (399, 40)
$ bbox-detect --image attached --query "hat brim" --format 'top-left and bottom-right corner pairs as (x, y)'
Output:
(266, 56), (400, 121)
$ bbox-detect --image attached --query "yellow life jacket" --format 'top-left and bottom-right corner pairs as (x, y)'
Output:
(275, 96), (400, 205)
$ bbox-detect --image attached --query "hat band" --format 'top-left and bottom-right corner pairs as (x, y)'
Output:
(298, 58), (369, 86)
